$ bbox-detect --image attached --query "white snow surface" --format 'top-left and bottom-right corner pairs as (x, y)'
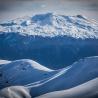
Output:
(0, 13), (98, 39)
(26, 56), (98, 97)
(0, 86), (31, 98)
(1, 78), (98, 98)
(0, 56), (98, 97)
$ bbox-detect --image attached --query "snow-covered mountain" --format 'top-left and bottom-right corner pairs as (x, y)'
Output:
(0, 13), (98, 38)
(0, 13), (98, 69)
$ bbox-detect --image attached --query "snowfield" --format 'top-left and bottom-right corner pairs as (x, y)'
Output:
(0, 13), (98, 98)
(0, 56), (98, 97)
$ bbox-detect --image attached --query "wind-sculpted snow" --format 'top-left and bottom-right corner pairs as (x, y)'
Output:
(0, 13), (98, 69)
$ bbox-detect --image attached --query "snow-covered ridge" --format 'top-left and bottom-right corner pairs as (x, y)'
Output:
(0, 59), (56, 89)
(1, 78), (98, 98)
(0, 13), (98, 39)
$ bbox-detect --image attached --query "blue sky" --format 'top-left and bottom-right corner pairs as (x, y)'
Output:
(0, 0), (98, 22)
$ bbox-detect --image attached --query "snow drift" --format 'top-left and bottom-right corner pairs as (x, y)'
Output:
(0, 13), (98, 69)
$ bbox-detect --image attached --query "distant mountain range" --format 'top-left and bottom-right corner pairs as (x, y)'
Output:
(0, 13), (98, 38)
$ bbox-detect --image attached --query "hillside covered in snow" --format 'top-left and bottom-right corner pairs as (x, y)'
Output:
(0, 13), (98, 69)
(0, 56), (98, 98)
(36, 78), (98, 98)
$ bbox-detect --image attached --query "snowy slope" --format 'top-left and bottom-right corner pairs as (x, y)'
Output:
(0, 78), (98, 98)
(27, 56), (98, 97)
(0, 59), (58, 89)
(36, 78), (98, 98)
(1, 78), (98, 98)
(0, 56), (98, 97)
